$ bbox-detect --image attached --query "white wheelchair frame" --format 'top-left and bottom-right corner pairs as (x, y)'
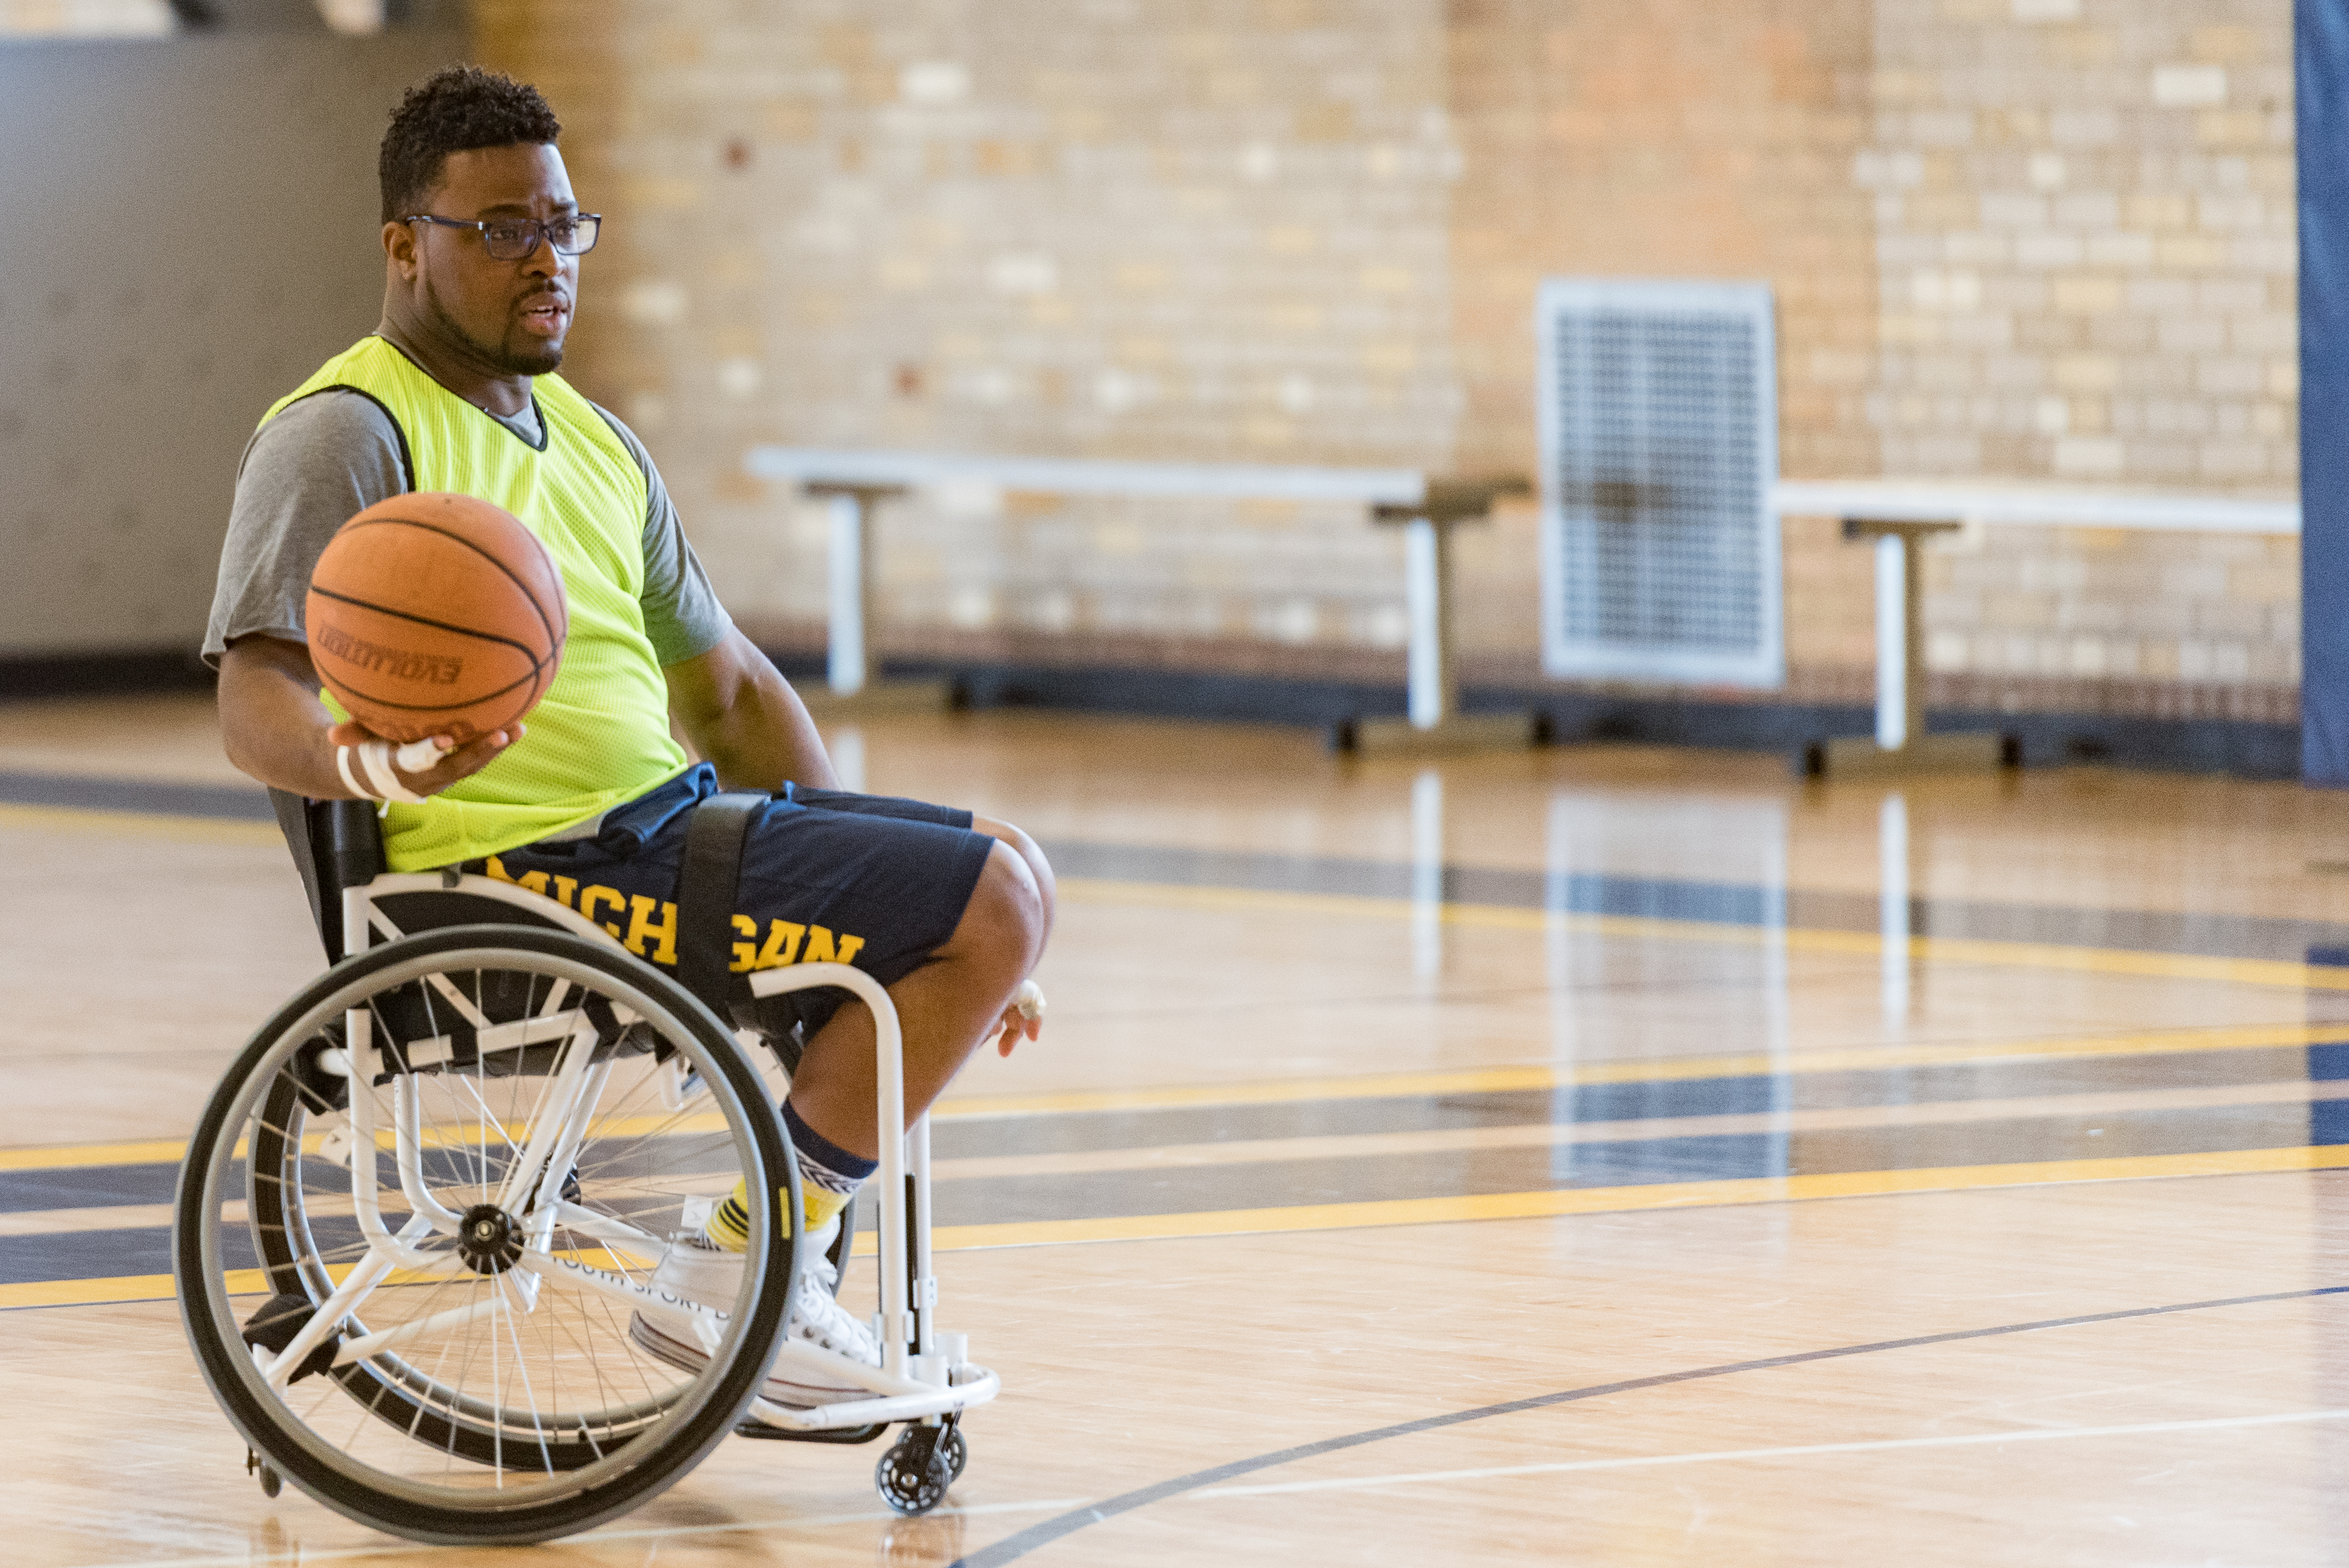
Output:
(251, 868), (999, 1441)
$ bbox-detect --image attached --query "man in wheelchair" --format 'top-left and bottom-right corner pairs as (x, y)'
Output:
(201, 66), (1052, 1412)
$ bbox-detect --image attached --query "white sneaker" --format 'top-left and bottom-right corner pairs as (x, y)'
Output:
(627, 1217), (881, 1407)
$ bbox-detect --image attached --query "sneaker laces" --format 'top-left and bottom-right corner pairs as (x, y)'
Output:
(801, 1233), (840, 1292)
(788, 1229), (878, 1362)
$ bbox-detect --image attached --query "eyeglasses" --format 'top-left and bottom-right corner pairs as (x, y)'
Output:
(402, 212), (602, 261)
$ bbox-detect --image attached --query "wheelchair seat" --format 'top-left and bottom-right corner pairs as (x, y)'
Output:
(267, 789), (586, 966)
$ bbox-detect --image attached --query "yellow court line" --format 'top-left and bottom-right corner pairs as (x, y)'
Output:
(0, 800), (281, 845)
(5, 1020), (2346, 1173)
(0, 1137), (192, 1172)
(23, 1144), (2349, 1308)
(0, 1265), (261, 1311)
(0, 1273), (181, 1309)
(0, 1113), (747, 1175)
(902, 1142), (2349, 1253)
(928, 1019), (2349, 1119)
(0, 1121), (730, 1173)
(1060, 877), (2349, 993)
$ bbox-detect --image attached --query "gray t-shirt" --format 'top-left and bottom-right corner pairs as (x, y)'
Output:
(202, 387), (731, 668)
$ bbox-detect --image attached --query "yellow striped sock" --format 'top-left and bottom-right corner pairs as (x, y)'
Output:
(704, 1181), (752, 1252)
(802, 1182), (851, 1232)
(703, 1178), (854, 1252)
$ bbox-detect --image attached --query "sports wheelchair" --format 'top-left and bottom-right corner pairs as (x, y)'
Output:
(171, 789), (1001, 1545)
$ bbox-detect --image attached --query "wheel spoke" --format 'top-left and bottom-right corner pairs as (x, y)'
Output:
(184, 932), (792, 1533)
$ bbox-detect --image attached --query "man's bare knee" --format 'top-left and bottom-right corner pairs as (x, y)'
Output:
(955, 839), (1046, 979)
(971, 815), (1056, 929)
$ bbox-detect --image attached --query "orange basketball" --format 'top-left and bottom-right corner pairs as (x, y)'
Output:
(305, 493), (567, 745)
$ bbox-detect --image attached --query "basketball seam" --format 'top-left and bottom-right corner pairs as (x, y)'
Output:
(320, 518), (563, 654)
(320, 666), (545, 714)
(307, 583), (551, 665)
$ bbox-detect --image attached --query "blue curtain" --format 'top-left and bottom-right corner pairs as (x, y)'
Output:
(2303, 0), (2349, 780)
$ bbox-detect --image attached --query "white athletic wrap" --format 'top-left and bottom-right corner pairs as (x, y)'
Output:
(393, 737), (447, 774)
(359, 740), (431, 804)
(339, 741), (431, 805)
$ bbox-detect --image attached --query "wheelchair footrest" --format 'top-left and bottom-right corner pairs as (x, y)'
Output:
(241, 1292), (340, 1386)
(732, 1419), (888, 1444)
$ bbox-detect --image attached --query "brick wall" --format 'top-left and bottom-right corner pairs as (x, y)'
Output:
(1866, 0), (2295, 489)
(476, 0), (2301, 723)
(1443, 0), (1882, 678)
(479, 0), (1459, 678)
(1867, 0), (2299, 716)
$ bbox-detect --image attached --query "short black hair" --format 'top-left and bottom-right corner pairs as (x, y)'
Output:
(379, 66), (562, 223)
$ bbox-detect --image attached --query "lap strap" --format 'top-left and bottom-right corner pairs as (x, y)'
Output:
(676, 790), (770, 1026)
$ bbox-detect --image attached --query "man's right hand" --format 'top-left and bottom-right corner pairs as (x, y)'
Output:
(219, 634), (523, 801)
(326, 720), (525, 799)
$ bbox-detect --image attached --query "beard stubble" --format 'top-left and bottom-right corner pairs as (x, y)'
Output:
(424, 274), (565, 379)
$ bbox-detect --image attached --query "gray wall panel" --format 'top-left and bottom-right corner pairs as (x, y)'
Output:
(0, 30), (462, 658)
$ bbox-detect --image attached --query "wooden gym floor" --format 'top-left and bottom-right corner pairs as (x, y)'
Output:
(9, 694), (2349, 1565)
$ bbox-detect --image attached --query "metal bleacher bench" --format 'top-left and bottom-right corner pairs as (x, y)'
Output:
(744, 447), (1534, 755)
(1769, 479), (2300, 778)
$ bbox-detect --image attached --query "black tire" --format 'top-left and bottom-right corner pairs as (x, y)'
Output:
(176, 925), (799, 1545)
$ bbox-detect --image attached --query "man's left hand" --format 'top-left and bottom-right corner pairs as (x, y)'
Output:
(993, 980), (1046, 1056)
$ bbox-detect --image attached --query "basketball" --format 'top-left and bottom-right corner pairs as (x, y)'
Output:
(304, 492), (567, 745)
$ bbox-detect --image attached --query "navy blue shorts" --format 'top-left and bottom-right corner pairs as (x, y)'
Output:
(461, 762), (995, 1038)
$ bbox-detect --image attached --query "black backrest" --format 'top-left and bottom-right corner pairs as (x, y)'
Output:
(267, 789), (387, 962)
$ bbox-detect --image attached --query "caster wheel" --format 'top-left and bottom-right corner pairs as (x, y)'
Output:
(246, 1448), (282, 1499)
(875, 1433), (953, 1517)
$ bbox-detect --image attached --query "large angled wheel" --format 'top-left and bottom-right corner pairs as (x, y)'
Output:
(175, 925), (800, 1545)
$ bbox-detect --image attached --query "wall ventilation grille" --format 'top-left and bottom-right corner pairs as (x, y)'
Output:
(1537, 279), (1782, 688)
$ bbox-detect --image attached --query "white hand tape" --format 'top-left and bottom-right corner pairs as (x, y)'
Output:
(393, 737), (447, 774)
(1013, 979), (1046, 1022)
(356, 740), (430, 805)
